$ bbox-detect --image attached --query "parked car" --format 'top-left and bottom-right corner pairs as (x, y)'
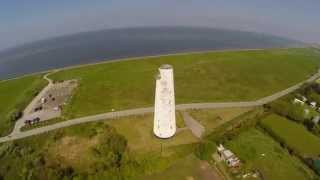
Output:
(53, 107), (60, 111)
(32, 117), (40, 124)
(24, 120), (32, 125)
(24, 117), (40, 126)
(34, 106), (43, 112)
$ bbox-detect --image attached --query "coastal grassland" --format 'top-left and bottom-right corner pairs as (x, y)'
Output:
(188, 107), (253, 135)
(49, 48), (320, 119)
(226, 128), (316, 180)
(260, 114), (320, 157)
(105, 113), (198, 152)
(0, 119), (198, 180)
(0, 75), (47, 136)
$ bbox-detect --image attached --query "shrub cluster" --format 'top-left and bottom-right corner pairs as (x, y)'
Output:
(0, 124), (129, 180)
(266, 97), (307, 123)
(194, 141), (217, 160)
(205, 108), (265, 144)
(267, 84), (320, 137)
(191, 108), (266, 162)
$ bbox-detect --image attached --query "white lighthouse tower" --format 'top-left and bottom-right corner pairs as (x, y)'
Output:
(153, 64), (176, 139)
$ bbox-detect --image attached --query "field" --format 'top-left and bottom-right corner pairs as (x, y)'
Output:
(260, 114), (320, 157)
(141, 154), (221, 180)
(226, 128), (315, 180)
(49, 48), (320, 119)
(0, 122), (109, 179)
(0, 75), (47, 136)
(0, 118), (198, 179)
(105, 113), (198, 152)
(188, 107), (253, 135)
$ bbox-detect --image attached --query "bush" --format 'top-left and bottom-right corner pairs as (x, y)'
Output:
(314, 159), (320, 175)
(304, 119), (316, 131)
(92, 125), (128, 171)
(194, 141), (217, 160)
(267, 99), (291, 117)
(60, 166), (75, 178)
(268, 98), (309, 123)
(288, 105), (306, 123)
(310, 83), (320, 94)
(208, 108), (265, 143)
(308, 90), (320, 105)
(8, 109), (22, 122)
(312, 125), (320, 136)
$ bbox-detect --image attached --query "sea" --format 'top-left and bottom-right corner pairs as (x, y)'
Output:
(0, 27), (300, 80)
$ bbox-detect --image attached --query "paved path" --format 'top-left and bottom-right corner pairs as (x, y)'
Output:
(182, 111), (205, 138)
(1, 70), (319, 143)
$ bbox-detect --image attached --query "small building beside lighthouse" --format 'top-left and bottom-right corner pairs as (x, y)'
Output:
(153, 64), (176, 139)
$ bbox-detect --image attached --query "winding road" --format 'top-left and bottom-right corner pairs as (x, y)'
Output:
(0, 70), (319, 143)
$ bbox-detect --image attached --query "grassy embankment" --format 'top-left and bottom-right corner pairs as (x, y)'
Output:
(226, 128), (316, 180)
(0, 75), (47, 136)
(260, 114), (320, 157)
(49, 48), (320, 119)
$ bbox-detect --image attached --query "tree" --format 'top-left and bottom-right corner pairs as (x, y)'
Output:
(311, 83), (320, 94)
(91, 125), (128, 171)
(61, 166), (74, 178)
(9, 109), (23, 122)
(268, 100), (291, 117)
(304, 119), (315, 131)
(308, 90), (320, 104)
(96, 133), (127, 168)
(287, 104), (306, 123)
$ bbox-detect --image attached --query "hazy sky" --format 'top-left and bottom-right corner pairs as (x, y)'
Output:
(0, 0), (319, 50)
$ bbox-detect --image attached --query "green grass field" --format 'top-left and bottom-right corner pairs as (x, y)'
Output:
(105, 113), (198, 152)
(226, 128), (316, 180)
(188, 107), (253, 135)
(49, 48), (320, 119)
(0, 75), (47, 136)
(260, 114), (320, 157)
(0, 118), (198, 179)
(140, 154), (220, 180)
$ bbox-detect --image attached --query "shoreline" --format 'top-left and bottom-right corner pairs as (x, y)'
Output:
(0, 47), (296, 82)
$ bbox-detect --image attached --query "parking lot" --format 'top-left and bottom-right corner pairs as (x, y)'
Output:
(24, 80), (77, 125)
